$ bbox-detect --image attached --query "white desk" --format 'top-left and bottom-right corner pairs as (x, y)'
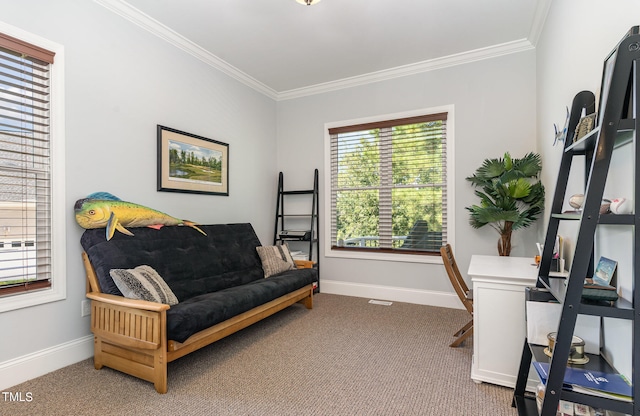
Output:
(468, 255), (538, 388)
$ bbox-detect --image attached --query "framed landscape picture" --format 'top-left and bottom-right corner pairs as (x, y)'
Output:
(593, 256), (617, 286)
(157, 125), (229, 196)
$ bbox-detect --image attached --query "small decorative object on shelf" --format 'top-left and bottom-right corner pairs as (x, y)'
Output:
(568, 193), (585, 211)
(593, 256), (617, 286)
(573, 113), (597, 142)
(553, 107), (570, 146)
(545, 332), (588, 364)
(564, 195), (611, 214)
(610, 197), (633, 214)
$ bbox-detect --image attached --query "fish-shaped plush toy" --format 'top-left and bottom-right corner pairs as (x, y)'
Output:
(74, 192), (206, 240)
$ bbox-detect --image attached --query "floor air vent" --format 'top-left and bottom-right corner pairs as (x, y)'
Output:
(368, 299), (393, 306)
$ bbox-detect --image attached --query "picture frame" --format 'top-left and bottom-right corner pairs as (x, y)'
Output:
(593, 256), (617, 287)
(597, 49), (617, 128)
(157, 125), (229, 196)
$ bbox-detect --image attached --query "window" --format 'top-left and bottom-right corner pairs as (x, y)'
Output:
(326, 107), (453, 261)
(0, 25), (65, 311)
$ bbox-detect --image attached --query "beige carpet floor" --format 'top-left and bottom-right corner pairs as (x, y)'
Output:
(3, 293), (517, 415)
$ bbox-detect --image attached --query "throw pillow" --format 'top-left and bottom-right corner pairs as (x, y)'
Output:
(109, 265), (179, 305)
(256, 244), (297, 278)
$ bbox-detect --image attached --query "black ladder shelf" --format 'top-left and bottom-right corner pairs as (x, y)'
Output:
(512, 26), (640, 415)
(273, 169), (320, 292)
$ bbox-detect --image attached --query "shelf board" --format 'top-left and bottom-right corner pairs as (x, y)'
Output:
(281, 190), (314, 195)
(566, 118), (634, 154)
(550, 212), (635, 225)
(558, 390), (633, 415)
(277, 214), (316, 217)
(566, 126), (600, 153)
(580, 298), (634, 319)
(552, 212), (581, 220)
(598, 214), (635, 225)
(537, 277), (634, 319)
(529, 383), (635, 414)
(530, 344), (616, 373)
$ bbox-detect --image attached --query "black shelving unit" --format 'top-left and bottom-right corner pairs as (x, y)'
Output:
(512, 26), (640, 415)
(273, 169), (320, 292)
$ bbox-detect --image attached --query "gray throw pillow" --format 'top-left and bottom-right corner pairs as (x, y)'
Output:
(256, 244), (297, 278)
(109, 265), (179, 305)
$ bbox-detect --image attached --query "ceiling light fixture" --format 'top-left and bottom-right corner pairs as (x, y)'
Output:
(295, 0), (321, 5)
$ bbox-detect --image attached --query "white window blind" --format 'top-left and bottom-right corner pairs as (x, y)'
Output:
(329, 113), (447, 254)
(0, 32), (54, 296)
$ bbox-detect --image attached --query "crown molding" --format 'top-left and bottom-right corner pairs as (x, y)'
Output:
(93, 0), (279, 100)
(277, 39), (534, 101)
(528, 0), (553, 46)
(95, 0), (536, 102)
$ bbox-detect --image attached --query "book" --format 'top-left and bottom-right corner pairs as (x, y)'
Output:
(581, 287), (618, 303)
(533, 361), (632, 402)
(593, 256), (617, 286)
(583, 278), (616, 290)
(583, 278), (618, 303)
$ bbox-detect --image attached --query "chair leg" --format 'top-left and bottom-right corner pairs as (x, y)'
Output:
(453, 319), (473, 337)
(450, 326), (473, 348)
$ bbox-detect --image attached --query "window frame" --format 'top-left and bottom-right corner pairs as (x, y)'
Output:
(324, 105), (455, 264)
(0, 22), (66, 312)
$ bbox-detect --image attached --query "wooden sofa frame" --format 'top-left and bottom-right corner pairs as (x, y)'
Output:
(82, 252), (314, 393)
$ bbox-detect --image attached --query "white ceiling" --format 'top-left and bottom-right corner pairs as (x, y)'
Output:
(98, 0), (549, 99)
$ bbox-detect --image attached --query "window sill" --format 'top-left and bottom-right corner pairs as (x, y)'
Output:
(0, 284), (65, 313)
(326, 247), (443, 264)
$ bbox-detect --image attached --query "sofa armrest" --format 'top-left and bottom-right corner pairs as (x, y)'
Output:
(86, 292), (170, 312)
(87, 292), (168, 350)
(294, 260), (315, 269)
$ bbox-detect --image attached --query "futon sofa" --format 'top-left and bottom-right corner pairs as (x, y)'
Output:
(80, 223), (317, 393)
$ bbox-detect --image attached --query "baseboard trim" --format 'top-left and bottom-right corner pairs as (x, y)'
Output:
(320, 279), (464, 309)
(0, 335), (94, 391)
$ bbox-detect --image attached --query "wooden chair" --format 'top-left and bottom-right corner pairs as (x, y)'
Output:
(402, 220), (430, 249)
(440, 244), (474, 347)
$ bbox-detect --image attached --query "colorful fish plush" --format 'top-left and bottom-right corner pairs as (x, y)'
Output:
(74, 192), (206, 240)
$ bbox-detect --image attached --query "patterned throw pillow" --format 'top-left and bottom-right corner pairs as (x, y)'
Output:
(256, 244), (297, 278)
(109, 265), (179, 305)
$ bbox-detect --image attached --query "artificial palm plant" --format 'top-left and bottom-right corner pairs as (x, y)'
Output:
(465, 152), (545, 256)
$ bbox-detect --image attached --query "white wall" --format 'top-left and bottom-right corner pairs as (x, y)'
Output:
(0, 0), (277, 388)
(536, 0), (640, 385)
(277, 50), (538, 304)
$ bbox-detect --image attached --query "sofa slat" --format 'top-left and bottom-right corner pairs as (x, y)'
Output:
(102, 341), (155, 367)
(100, 341), (165, 388)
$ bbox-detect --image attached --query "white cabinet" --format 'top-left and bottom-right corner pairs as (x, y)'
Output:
(468, 255), (538, 389)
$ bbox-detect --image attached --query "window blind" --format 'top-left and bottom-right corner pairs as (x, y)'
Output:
(0, 33), (54, 296)
(329, 113), (447, 253)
